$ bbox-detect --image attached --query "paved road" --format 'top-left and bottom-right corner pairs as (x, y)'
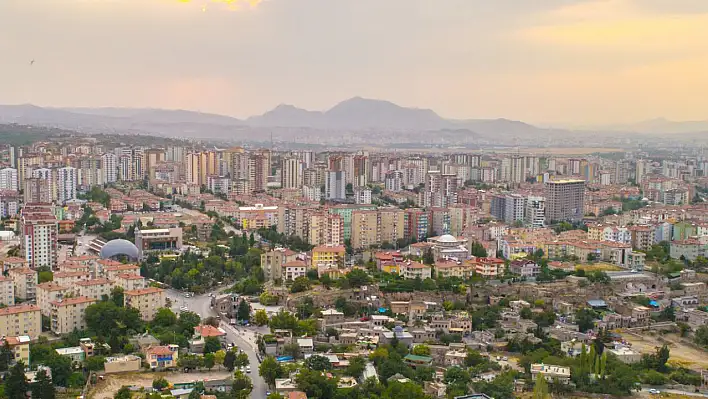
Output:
(166, 289), (269, 399)
(640, 387), (708, 397)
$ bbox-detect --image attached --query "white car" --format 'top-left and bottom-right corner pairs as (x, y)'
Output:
(180, 306), (189, 312)
(648, 389), (660, 395)
(246, 365), (251, 373)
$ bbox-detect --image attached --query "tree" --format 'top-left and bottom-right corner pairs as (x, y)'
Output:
(236, 299), (251, 321)
(259, 356), (284, 387)
(67, 372), (86, 389)
(153, 377), (169, 391)
(44, 352), (72, 387)
(203, 353), (215, 370)
(6, 361), (29, 399)
(345, 356), (366, 379)
(86, 355), (107, 372)
(422, 248), (435, 265)
(290, 277), (311, 293)
(0, 341), (13, 372)
(533, 373), (550, 399)
(296, 368), (338, 399)
(465, 349), (486, 368)
(153, 308), (178, 327)
(214, 350), (226, 369)
(411, 344), (431, 356)
(232, 370), (253, 399)
(254, 309), (269, 326)
(235, 352), (249, 368)
(471, 241), (488, 257)
(203, 336), (221, 354)
(304, 354), (332, 371)
(114, 386), (132, 399)
(346, 269), (371, 288)
(520, 307), (533, 319)
(575, 308), (597, 333)
(224, 350), (236, 371)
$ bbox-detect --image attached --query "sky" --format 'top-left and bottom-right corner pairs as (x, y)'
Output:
(1, 0), (707, 125)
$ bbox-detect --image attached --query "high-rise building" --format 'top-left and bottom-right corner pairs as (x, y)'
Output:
(384, 170), (403, 192)
(525, 196), (546, 228)
(115, 148), (144, 181)
(422, 171), (459, 208)
(544, 180), (585, 223)
(185, 152), (201, 186)
(23, 178), (51, 204)
(351, 210), (379, 249)
(352, 154), (369, 187)
(144, 149), (165, 180)
(56, 167), (77, 203)
(378, 208), (405, 246)
(31, 168), (55, 201)
(249, 151), (270, 193)
(0, 167), (18, 191)
(325, 171), (346, 200)
(281, 157), (302, 189)
(501, 156), (525, 184)
(20, 204), (58, 270)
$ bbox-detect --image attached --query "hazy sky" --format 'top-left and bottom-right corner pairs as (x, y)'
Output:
(2, 0), (707, 124)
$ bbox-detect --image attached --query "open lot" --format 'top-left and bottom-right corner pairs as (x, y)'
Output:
(88, 370), (233, 399)
(576, 263), (624, 272)
(622, 332), (708, 372)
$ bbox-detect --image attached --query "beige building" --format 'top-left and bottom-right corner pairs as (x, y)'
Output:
(124, 287), (166, 321)
(351, 210), (379, 249)
(544, 179), (585, 223)
(114, 273), (147, 291)
(0, 304), (42, 338)
(261, 248), (299, 282)
(9, 268), (38, 300)
(75, 278), (115, 300)
(37, 282), (70, 317)
(102, 264), (141, 280)
(0, 276), (14, 306)
(53, 271), (90, 287)
(50, 296), (97, 335)
(104, 355), (142, 373)
(378, 208), (405, 247)
(0, 336), (31, 366)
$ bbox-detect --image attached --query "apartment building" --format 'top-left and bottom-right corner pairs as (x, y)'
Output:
(135, 228), (183, 258)
(50, 297), (97, 335)
(102, 264), (141, 280)
(261, 248), (299, 282)
(378, 208), (405, 247)
(629, 225), (655, 251)
(0, 305), (42, 338)
(399, 261), (432, 280)
(144, 345), (180, 370)
(75, 278), (114, 300)
(283, 260), (308, 281)
(311, 245), (346, 269)
(37, 282), (70, 317)
(473, 257), (506, 278)
(124, 287), (166, 321)
(114, 273), (147, 291)
(20, 204), (58, 269)
(0, 336), (31, 366)
(9, 268), (38, 300)
(544, 179), (585, 223)
(0, 276), (15, 306)
(351, 210), (379, 249)
(53, 271), (90, 287)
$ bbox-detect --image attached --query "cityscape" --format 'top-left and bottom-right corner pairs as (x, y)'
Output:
(2, 1), (708, 399)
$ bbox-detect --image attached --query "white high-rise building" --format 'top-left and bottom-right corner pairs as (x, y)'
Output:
(0, 168), (18, 191)
(525, 196), (546, 228)
(101, 153), (118, 184)
(56, 167), (77, 204)
(325, 171), (346, 200)
(281, 157), (302, 189)
(32, 168), (55, 201)
(384, 170), (403, 192)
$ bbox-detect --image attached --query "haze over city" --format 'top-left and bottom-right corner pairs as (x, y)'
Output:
(2, 0), (708, 125)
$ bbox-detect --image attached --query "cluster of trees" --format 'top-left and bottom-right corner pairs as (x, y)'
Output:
(257, 226), (313, 252)
(141, 235), (264, 293)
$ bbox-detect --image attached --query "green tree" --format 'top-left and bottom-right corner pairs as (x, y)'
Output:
(290, 277), (311, 293)
(575, 308), (597, 333)
(346, 269), (371, 288)
(86, 356), (107, 372)
(465, 349), (486, 367)
(203, 336), (221, 354)
(153, 377), (169, 391)
(232, 370), (253, 399)
(114, 386), (132, 399)
(470, 241), (488, 257)
(237, 299), (251, 321)
(5, 362), (28, 399)
(0, 341), (13, 372)
(254, 309), (269, 326)
(223, 350), (236, 371)
(304, 354), (332, 371)
(153, 308), (178, 327)
(533, 373), (550, 399)
(214, 350), (226, 369)
(422, 248), (435, 265)
(38, 269), (53, 284)
(259, 356), (284, 387)
(296, 368), (338, 399)
(235, 352), (250, 368)
(44, 352), (72, 387)
(411, 344), (431, 356)
(203, 353), (215, 370)
(345, 356), (366, 379)
(67, 372), (86, 389)
(32, 369), (56, 399)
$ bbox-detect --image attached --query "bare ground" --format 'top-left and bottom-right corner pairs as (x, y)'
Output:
(88, 370), (233, 399)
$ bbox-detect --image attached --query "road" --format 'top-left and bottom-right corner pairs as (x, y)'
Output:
(166, 289), (269, 399)
(640, 387), (708, 397)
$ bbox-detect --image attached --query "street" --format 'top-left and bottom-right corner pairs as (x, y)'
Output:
(166, 289), (269, 399)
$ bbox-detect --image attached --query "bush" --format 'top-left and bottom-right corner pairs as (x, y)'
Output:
(641, 370), (668, 386)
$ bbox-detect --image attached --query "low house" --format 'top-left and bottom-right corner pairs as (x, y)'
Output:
(403, 354), (433, 368)
(297, 338), (314, 354)
(104, 355), (142, 373)
(55, 347), (85, 364)
(190, 325), (227, 353)
(607, 346), (641, 364)
(0, 336), (31, 366)
(144, 345), (179, 370)
(530, 363), (571, 384)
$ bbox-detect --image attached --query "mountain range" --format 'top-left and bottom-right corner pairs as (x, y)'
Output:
(0, 97), (705, 142)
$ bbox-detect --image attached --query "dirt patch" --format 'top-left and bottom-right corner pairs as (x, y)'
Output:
(88, 370), (233, 399)
(623, 332), (708, 372)
(576, 263), (624, 272)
